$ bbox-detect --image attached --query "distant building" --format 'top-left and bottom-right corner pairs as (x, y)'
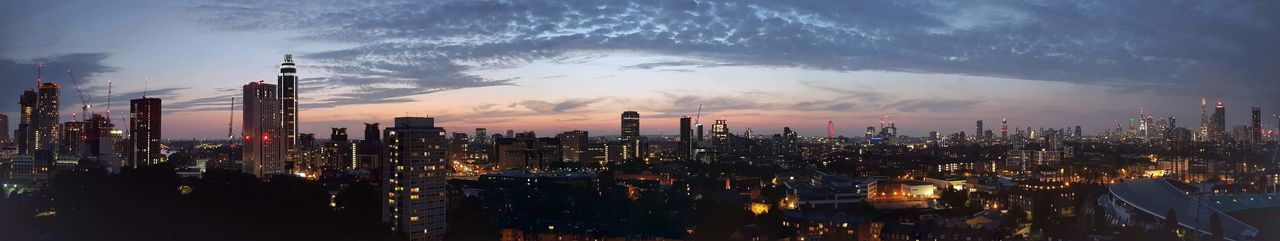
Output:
(242, 81), (285, 177)
(556, 130), (588, 163)
(678, 116), (692, 160)
(494, 136), (561, 171)
(130, 97), (162, 166)
(620, 111), (643, 160)
(382, 117), (447, 241)
(16, 90), (35, 155)
(1211, 101), (1226, 141)
(59, 121), (84, 157)
(326, 128), (356, 170)
(0, 114), (9, 145)
(1251, 106), (1262, 143)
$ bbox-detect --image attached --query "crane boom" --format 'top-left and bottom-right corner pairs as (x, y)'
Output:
(694, 104), (702, 124)
(228, 97), (236, 140)
(66, 69), (92, 121)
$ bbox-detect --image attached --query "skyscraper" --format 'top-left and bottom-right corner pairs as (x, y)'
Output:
(84, 114), (120, 172)
(382, 117), (447, 241)
(59, 121), (84, 157)
(1200, 97), (1209, 140)
(1211, 101), (1226, 141)
(16, 90), (35, 155)
(473, 128), (487, 144)
(33, 83), (60, 153)
(678, 116), (692, 160)
(279, 54), (300, 163)
(243, 81), (285, 177)
(0, 114), (9, 145)
(1001, 118), (1008, 139)
(358, 123), (383, 170)
(130, 97), (162, 166)
(620, 111), (642, 159)
(975, 120), (984, 140)
(1251, 106), (1262, 143)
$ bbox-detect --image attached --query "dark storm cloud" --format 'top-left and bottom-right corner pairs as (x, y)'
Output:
(191, 0), (1280, 107)
(884, 99), (985, 113)
(520, 98), (602, 113)
(0, 53), (117, 112)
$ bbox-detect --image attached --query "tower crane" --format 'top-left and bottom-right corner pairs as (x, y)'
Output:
(66, 68), (92, 121)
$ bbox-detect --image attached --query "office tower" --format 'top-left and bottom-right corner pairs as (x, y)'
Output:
(678, 116), (692, 160)
(865, 126), (875, 139)
(382, 117), (447, 241)
(620, 111), (642, 159)
(782, 127), (798, 151)
(1252, 107), (1262, 143)
(33, 83), (60, 153)
(710, 119), (728, 142)
(506, 130), (514, 138)
(1074, 126), (1082, 137)
(243, 81), (285, 177)
(17, 90), (35, 155)
(130, 97), (162, 166)
(494, 136), (561, 170)
(1001, 118), (1008, 139)
(59, 121), (84, 157)
(975, 120), (984, 140)
(279, 54), (299, 162)
(447, 132), (469, 164)
(1212, 101), (1226, 140)
(696, 123), (704, 142)
(473, 128), (487, 144)
(0, 114), (8, 145)
(557, 130), (588, 162)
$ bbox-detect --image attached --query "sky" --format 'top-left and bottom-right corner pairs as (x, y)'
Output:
(0, 0), (1277, 139)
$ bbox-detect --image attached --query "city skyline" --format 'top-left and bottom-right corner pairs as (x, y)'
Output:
(2, 0), (1278, 139)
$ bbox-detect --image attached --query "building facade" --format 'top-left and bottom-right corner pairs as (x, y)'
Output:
(243, 81), (285, 177)
(130, 97), (162, 166)
(382, 117), (448, 241)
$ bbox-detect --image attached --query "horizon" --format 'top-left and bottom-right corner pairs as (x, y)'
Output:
(2, 0), (1276, 139)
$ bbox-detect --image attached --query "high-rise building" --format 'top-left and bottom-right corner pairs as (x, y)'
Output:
(473, 128), (487, 144)
(130, 97), (162, 166)
(1074, 126), (1082, 137)
(382, 117), (447, 241)
(975, 120), (984, 140)
(1252, 107), (1262, 143)
(1001, 118), (1008, 139)
(865, 126), (875, 139)
(331, 128), (349, 142)
(17, 90), (35, 155)
(84, 114), (121, 172)
(243, 81), (285, 177)
(557, 130), (588, 162)
(279, 54), (300, 163)
(678, 116), (692, 160)
(1200, 98), (1209, 140)
(33, 83), (60, 153)
(357, 123), (383, 170)
(59, 121), (84, 157)
(0, 114), (9, 145)
(1211, 101), (1226, 141)
(620, 111), (642, 159)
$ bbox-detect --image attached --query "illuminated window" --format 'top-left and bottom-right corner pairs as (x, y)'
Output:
(410, 195), (420, 200)
(410, 216), (419, 222)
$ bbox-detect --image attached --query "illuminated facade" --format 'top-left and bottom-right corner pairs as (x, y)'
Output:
(619, 111), (643, 159)
(278, 54), (299, 165)
(382, 117), (447, 241)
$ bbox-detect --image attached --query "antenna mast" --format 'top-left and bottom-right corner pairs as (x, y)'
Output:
(107, 81), (113, 122)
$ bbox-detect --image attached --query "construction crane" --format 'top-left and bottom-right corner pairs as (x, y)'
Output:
(66, 68), (92, 121)
(106, 81), (113, 122)
(227, 97), (236, 140)
(694, 104), (702, 125)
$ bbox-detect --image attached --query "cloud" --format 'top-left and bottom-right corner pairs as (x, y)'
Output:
(187, 0), (1279, 108)
(884, 99), (985, 113)
(0, 53), (118, 113)
(520, 98), (602, 113)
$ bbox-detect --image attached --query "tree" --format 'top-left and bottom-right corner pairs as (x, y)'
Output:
(940, 188), (968, 209)
(1165, 208), (1179, 233)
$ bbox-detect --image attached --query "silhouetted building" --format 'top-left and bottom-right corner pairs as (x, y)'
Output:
(382, 117), (447, 241)
(130, 97), (162, 166)
(0, 114), (8, 145)
(33, 83), (60, 154)
(1211, 101), (1226, 141)
(1251, 106), (1262, 143)
(678, 116), (692, 160)
(242, 81), (285, 177)
(494, 136), (561, 171)
(473, 128), (487, 144)
(16, 90), (35, 155)
(59, 121), (83, 157)
(975, 120), (983, 140)
(358, 123), (384, 170)
(326, 128), (355, 170)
